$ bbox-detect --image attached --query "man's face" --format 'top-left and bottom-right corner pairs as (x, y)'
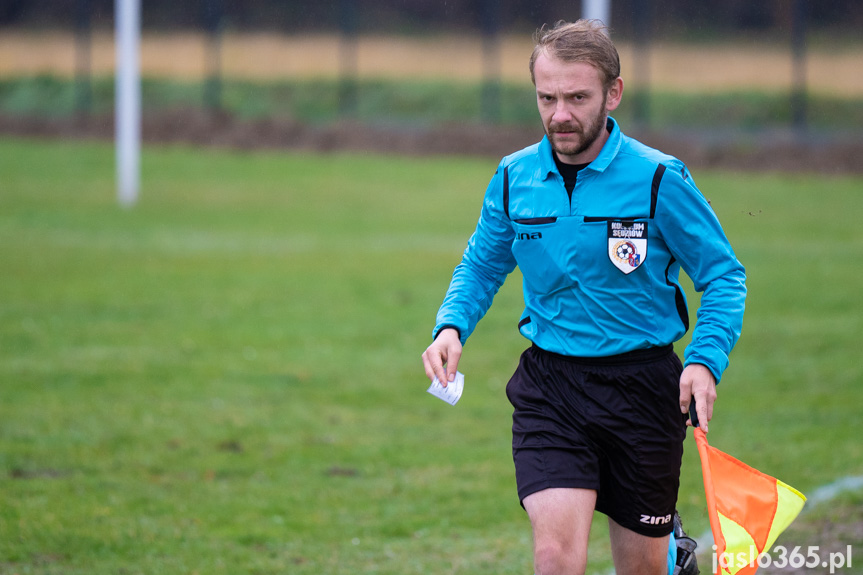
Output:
(534, 52), (622, 164)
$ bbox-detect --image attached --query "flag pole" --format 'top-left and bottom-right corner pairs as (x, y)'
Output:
(695, 428), (725, 562)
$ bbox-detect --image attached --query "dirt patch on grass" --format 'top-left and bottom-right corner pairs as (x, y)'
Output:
(3, 31), (861, 172)
(2, 109), (861, 174)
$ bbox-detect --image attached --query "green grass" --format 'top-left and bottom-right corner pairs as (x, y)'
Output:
(1, 137), (862, 574)
(2, 75), (863, 131)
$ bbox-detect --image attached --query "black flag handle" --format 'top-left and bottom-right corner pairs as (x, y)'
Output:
(689, 397), (700, 428)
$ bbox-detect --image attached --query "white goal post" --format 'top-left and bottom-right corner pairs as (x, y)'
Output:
(582, 0), (611, 27)
(115, 0), (141, 208)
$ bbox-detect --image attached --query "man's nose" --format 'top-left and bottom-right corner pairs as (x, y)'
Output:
(551, 101), (573, 124)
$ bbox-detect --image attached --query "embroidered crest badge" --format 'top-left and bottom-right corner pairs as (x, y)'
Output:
(607, 221), (648, 274)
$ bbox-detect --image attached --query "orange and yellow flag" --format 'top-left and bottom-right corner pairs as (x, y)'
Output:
(694, 428), (807, 575)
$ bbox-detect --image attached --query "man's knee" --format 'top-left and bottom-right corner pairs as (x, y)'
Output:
(524, 488), (595, 575)
(533, 537), (586, 575)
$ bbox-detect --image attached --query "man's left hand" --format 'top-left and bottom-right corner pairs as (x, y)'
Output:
(679, 363), (717, 433)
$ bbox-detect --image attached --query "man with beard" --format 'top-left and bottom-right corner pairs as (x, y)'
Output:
(422, 20), (745, 575)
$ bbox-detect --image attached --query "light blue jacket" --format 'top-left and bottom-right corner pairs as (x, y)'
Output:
(434, 117), (746, 382)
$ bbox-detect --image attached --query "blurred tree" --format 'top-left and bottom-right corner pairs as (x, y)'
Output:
(0, 0), (27, 25)
(1, 0), (861, 37)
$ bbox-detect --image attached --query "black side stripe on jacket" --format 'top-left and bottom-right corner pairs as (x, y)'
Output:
(665, 256), (690, 332)
(650, 164), (666, 219)
(502, 166), (510, 220)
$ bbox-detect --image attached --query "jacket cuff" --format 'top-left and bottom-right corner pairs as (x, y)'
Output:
(433, 324), (462, 341)
(683, 343), (728, 384)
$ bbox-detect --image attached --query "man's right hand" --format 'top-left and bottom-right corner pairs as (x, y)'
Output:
(422, 328), (462, 387)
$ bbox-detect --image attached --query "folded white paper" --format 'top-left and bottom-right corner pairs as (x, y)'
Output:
(427, 371), (464, 406)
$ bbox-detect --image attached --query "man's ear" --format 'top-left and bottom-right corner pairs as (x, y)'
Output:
(606, 77), (624, 112)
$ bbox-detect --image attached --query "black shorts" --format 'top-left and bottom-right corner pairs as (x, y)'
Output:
(505, 344), (687, 537)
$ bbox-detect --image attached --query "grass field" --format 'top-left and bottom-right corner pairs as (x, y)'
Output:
(1, 137), (862, 574)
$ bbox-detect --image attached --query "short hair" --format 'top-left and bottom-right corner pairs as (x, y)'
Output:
(529, 20), (621, 91)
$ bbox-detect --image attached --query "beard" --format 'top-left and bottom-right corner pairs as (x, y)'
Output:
(546, 96), (609, 160)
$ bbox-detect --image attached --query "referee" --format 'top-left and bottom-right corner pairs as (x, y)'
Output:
(422, 20), (745, 575)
